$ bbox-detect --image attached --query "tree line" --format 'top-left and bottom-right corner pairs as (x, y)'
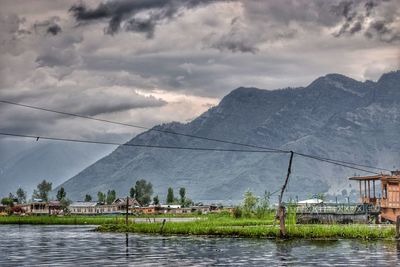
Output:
(1, 178), (193, 209)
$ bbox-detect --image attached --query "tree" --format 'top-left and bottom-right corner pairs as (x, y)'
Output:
(317, 193), (326, 201)
(84, 194), (92, 202)
(16, 188), (26, 204)
(97, 192), (106, 203)
(60, 198), (72, 213)
(242, 190), (258, 216)
(153, 195), (160, 206)
(132, 179), (153, 206)
(166, 187), (174, 204)
(32, 180), (52, 201)
(256, 191), (270, 218)
(56, 187), (66, 201)
(129, 187), (135, 198)
(106, 190), (116, 204)
(179, 187), (186, 206)
(1, 197), (14, 207)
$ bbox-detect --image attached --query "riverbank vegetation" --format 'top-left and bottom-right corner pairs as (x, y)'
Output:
(97, 219), (395, 240)
(0, 212), (395, 239)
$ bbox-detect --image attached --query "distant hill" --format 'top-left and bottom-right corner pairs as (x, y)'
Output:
(0, 141), (113, 197)
(56, 71), (400, 202)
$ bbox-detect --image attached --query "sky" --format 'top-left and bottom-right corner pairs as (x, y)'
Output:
(0, 0), (399, 144)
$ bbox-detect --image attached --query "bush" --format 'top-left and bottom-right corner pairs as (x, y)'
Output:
(233, 207), (243, 218)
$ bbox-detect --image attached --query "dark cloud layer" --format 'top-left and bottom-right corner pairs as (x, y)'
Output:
(69, 0), (232, 36)
(332, 0), (400, 43)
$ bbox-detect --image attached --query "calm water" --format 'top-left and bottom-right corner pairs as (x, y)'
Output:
(1, 225), (400, 266)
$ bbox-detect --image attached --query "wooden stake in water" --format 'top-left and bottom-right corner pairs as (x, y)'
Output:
(126, 196), (129, 226)
(396, 215), (400, 239)
(278, 151), (294, 238)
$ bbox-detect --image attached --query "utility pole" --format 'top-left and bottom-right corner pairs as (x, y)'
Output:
(277, 151), (294, 238)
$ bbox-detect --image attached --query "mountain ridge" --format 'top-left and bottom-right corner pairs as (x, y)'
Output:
(56, 70), (400, 202)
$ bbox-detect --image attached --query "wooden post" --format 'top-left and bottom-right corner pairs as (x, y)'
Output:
(368, 180), (371, 201)
(359, 181), (362, 203)
(160, 219), (166, 234)
(277, 151), (294, 238)
(373, 180), (376, 198)
(364, 180), (367, 203)
(396, 215), (400, 239)
(126, 196), (129, 226)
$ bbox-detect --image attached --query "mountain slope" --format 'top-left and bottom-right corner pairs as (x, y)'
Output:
(57, 71), (400, 202)
(0, 141), (113, 197)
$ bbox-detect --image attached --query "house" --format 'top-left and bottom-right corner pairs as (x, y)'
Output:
(48, 201), (62, 215)
(23, 200), (49, 215)
(349, 171), (400, 222)
(134, 206), (158, 215)
(0, 204), (6, 215)
(69, 202), (99, 215)
(69, 199), (141, 215)
(113, 197), (141, 213)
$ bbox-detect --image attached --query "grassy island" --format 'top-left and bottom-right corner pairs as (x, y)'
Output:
(0, 214), (396, 239)
(96, 215), (396, 240)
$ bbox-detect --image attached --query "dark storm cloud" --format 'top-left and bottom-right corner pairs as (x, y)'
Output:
(331, 0), (400, 42)
(46, 24), (62, 35)
(365, 1), (378, 17)
(365, 20), (400, 43)
(205, 17), (258, 54)
(33, 17), (63, 36)
(69, 0), (233, 36)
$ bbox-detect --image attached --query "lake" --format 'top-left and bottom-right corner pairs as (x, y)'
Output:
(1, 225), (400, 266)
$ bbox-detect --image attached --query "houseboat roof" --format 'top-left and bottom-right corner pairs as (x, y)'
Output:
(349, 173), (400, 181)
(349, 175), (385, 181)
(298, 198), (323, 204)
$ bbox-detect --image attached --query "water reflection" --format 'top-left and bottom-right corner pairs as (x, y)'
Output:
(0, 225), (400, 266)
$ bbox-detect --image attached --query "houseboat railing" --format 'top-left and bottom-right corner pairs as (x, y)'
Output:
(293, 203), (380, 215)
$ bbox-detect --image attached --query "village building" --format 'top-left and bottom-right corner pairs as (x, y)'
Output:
(0, 204), (6, 215)
(349, 170), (400, 222)
(114, 197), (141, 213)
(70, 202), (99, 215)
(70, 198), (141, 215)
(22, 200), (62, 215)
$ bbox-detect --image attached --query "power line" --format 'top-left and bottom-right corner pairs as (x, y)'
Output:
(294, 152), (390, 172)
(0, 131), (383, 174)
(0, 99), (287, 153)
(0, 132), (283, 154)
(295, 153), (380, 175)
(0, 99), (391, 173)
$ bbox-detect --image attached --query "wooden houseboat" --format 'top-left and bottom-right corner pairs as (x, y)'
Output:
(350, 171), (400, 222)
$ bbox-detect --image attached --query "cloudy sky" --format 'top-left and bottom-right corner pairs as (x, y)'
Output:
(0, 0), (399, 144)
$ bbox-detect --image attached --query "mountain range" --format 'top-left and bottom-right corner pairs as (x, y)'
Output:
(51, 70), (400, 202)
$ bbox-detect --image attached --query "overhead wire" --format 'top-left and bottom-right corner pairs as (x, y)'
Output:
(0, 132), (283, 154)
(0, 99), (391, 174)
(0, 99), (287, 153)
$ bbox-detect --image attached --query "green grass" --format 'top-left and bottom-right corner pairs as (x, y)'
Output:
(96, 215), (396, 240)
(2, 212), (395, 240)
